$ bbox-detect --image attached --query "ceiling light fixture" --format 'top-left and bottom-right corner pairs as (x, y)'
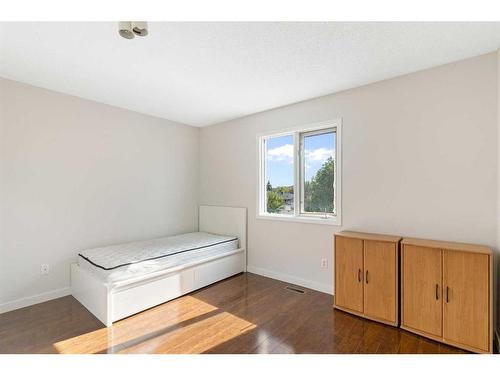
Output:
(118, 21), (149, 39)
(131, 22), (148, 37)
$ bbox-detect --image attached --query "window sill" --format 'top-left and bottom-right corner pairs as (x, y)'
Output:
(256, 213), (341, 226)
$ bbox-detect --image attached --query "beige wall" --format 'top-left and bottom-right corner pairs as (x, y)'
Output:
(200, 53), (498, 297)
(497, 48), (500, 340)
(0, 78), (200, 311)
(1, 52), (498, 336)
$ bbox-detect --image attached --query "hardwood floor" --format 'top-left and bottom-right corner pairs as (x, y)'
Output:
(0, 273), (468, 354)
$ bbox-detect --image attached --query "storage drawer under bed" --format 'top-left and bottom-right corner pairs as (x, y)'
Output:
(112, 268), (195, 321)
(111, 251), (245, 322)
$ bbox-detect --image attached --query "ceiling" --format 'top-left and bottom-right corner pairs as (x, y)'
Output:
(1, 22), (500, 127)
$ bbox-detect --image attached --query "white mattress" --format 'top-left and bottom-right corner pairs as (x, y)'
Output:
(78, 232), (239, 284)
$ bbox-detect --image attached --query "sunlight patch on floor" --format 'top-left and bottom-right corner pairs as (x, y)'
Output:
(53, 295), (219, 354)
(118, 310), (256, 353)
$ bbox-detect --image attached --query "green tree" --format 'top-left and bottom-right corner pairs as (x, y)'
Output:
(275, 185), (293, 194)
(304, 157), (335, 213)
(303, 180), (312, 210)
(267, 190), (284, 213)
(266, 180), (272, 191)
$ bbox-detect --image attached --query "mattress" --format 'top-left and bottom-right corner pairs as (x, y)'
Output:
(78, 232), (239, 284)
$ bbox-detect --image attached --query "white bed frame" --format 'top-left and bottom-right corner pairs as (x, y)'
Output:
(71, 205), (247, 327)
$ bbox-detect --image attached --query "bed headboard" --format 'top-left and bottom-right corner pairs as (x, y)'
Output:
(199, 205), (247, 251)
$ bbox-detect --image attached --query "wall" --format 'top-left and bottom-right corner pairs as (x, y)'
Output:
(0, 78), (200, 312)
(497, 48), (500, 344)
(1, 52), (498, 336)
(200, 53), (498, 296)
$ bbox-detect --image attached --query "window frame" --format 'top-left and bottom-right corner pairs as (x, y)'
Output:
(257, 119), (342, 226)
(299, 128), (337, 218)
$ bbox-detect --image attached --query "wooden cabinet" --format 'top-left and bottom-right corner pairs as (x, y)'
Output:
(334, 231), (401, 326)
(401, 238), (492, 354)
(363, 240), (398, 323)
(402, 245), (442, 337)
(335, 236), (363, 313)
(443, 250), (490, 352)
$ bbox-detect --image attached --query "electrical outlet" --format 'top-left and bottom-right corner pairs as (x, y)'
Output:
(40, 264), (49, 275)
(321, 258), (328, 269)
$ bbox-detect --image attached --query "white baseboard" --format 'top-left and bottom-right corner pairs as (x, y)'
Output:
(0, 287), (71, 314)
(247, 265), (333, 295)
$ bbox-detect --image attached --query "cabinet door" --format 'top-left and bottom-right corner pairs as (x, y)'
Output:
(402, 245), (442, 337)
(363, 240), (397, 323)
(443, 250), (489, 352)
(335, 236), (364, 313)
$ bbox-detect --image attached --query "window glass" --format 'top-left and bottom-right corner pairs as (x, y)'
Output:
(302, 131), (335, 215)
(258, 122), (340, 224)
(265, 134), (294, 215)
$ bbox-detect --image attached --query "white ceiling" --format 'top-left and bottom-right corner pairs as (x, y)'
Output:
(1, 22), (500, 127)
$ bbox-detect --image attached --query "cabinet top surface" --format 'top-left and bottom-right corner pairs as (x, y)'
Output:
(335, 231), (401, 243)
(401, 237), (491, 255)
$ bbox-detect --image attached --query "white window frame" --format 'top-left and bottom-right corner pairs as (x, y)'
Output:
(257, 118), (342, 226)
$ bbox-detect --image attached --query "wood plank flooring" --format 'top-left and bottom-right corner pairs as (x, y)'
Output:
(0, 273), (468, 354)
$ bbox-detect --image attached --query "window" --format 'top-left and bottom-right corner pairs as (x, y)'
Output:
(257, 119), (341, 225)
(264, 134), (294, 215)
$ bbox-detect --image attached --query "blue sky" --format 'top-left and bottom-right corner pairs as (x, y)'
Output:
(266, 132), (335, 187)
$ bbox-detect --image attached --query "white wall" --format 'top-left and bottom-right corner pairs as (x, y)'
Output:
(1, 53), (498, 336)
(0, 78), (200, 312)
(200, 53), (498, 296)
(497, 48), (500, 342)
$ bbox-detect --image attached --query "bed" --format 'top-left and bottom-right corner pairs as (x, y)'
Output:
(71, 205), (247, 327)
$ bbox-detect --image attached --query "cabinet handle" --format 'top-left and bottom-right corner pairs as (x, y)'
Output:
(446, 286), (449, 303)
(358, 269), (361, 282)
(435, 284), (439, 300)
(365, 270), (369, 284)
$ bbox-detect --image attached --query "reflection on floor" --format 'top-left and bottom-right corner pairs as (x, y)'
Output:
(0, 272), (467, 354)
